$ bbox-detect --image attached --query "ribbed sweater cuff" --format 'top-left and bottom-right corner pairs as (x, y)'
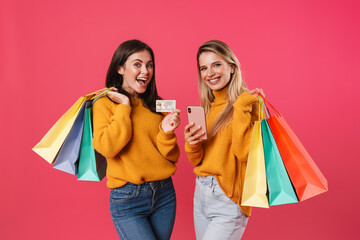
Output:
(158, 124), (175, 140)
(185, 141), (202, 153)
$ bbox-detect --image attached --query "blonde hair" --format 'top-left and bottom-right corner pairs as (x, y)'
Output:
(197, 40), (248, 138)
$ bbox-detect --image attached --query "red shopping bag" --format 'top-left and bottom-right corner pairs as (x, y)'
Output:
(258, 93), (328, 201)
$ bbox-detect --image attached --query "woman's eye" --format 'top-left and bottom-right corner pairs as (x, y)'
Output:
(134, 63), (141, 67)
(214, 63), (221, 68)
(147, 63), (153, 68)
(200, 67), (206, 71)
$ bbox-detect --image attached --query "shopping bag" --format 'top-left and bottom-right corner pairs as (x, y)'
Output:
(241, 121), (269, 208)
(32, 89), (108, 164)
(77, 101), (107, 181)
(260, 94), (328, 201)
(241, 97), (269, 208)
(52, 102), (86, 175)
(262, 118), (298, 206)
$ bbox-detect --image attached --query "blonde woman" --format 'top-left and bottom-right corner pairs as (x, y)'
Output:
(184, 40), (260, 240)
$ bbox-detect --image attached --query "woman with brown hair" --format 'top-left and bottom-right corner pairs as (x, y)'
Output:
(92, 39), (181, 240)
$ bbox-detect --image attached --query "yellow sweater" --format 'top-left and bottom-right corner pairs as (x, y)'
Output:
(92, 96), (180, 189)
(185, 87), (259, 217)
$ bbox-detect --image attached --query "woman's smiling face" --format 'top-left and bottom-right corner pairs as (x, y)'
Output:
(198, 51), (234, 91)
(118, 50), (154, 96)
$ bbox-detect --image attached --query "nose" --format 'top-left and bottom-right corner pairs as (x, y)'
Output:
(141, 65), (149, 75)
(207, 67), (214, 77)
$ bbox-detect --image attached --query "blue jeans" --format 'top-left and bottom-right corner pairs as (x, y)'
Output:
(109, 177), (176, 240)
(194, 176), (249, 240)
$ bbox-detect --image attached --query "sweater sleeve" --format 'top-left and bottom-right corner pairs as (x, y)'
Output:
(232, 92), (259, 161)
(156, 124), (180, 163)
(184, 141), (204, 166)
(92, 97), (133, 158)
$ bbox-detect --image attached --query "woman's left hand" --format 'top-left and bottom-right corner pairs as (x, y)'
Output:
(249, 88), (265, 96)
(161, 109), (181, 133)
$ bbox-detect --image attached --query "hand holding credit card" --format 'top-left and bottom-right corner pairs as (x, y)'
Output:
(156, 100), (176, 112)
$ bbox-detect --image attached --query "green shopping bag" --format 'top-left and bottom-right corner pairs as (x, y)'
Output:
(77, 101), (107, 181)
(261, 118), (298, 206)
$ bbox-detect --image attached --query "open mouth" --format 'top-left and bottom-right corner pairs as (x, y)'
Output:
(136, 78), (147, 86)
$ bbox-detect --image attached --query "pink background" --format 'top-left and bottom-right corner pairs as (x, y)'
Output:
(1, 0), (359, 239)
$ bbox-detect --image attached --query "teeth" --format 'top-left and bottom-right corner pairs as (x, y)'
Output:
(209, 78), (219, 83)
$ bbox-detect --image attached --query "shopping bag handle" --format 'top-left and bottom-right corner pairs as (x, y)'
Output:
(90, 88), (110, 100)
(256, 96), (262, 120)
(256, 92), (280, 117)
(260, 95), (271, 119)
(87, 88), (108, 98)
(90, 88), (110, 104)
(255, 94), (271, 120)
(256, 95), (268, 120)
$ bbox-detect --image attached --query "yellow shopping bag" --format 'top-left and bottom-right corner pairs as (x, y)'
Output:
(241, 97), (269, 208)
(32, 89), (109, 164)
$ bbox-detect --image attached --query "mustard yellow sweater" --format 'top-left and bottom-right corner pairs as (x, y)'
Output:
(92, 96), (180, 189)
(185, 87), (259, 217)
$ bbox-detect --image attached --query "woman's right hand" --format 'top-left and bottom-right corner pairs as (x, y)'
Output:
(184, 122), (206, 146)
(106, 87), (130, 105)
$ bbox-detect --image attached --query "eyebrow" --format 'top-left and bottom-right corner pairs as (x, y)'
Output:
(132, 59), (153, 63)
(132, 59), (143, 63)
(199, 61), (222, 68)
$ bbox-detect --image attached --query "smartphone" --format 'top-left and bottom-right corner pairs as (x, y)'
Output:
(187, 106), (207, 140)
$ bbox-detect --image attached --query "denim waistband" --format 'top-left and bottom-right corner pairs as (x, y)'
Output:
(197, 175), (217, 186)
(122, 177), (172, 189)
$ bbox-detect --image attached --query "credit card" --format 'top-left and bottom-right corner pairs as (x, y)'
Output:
(156, 100), (176, 112)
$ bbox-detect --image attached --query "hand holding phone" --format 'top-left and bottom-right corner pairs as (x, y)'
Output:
(186, 106), (207, 142)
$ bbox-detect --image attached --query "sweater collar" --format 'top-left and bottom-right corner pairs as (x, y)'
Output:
(212, 86), (229, 105)
(130, 97), (142, 107)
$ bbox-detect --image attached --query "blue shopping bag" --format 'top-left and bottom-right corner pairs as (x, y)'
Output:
(52, 102), (86, 175)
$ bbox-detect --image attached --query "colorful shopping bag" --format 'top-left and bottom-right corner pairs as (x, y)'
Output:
(261, 117), (298, 206)
(241, 97), (269, 208)
(77, 101), (107, 181)
(32, 89), (108, 164)
(260, 93), (328, 201)
(52, 102), (86, 175)
(241, 121), (269, 208)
